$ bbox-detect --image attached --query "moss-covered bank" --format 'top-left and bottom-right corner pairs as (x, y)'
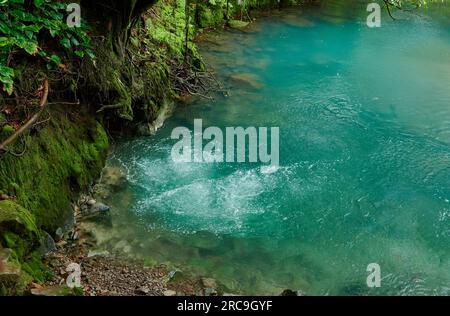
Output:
(0, 108), (108, 294)
(0, 109), (108, 231)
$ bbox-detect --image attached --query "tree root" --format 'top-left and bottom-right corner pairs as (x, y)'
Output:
(171, 64), (224, 100)
(0, 79), (49, 152)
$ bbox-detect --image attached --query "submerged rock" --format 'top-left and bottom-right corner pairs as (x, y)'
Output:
(101, 166), (127, 190)
(93, 166), (128, 200)
(229, 73), (264, 90)
(228, 20), (250, 29)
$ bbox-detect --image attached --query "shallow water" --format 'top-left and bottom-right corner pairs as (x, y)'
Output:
(101, 2), (450, 295)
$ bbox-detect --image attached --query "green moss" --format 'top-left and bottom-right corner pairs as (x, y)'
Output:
(228, 19), (250, 28)
(72, 286), (84, 296)
(198, 5), (225, 28)
(0, 200), (38, 234)
(1, 124), (15, 138)
(21, 252), (53, 283)
(0, 110), (109, 230)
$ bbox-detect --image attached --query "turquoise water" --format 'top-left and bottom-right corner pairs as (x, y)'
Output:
(102, 3), (450, 295)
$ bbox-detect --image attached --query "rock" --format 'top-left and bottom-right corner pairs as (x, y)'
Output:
(0, 248), (31, 295)
(204, 288), (218, 296)
(201, 278), (218, 296)
(38, 231), (56, 257)
(201, 277), (217, 289)
(30, 282), (43, 290)
(167, 269), (184, 284)
(136, 286), (150, 295)
(228, 20), (250, 29)
(99, 166), (127, 192)
(280, 289), (299, 296)
(30, 285), (77, 296)
(0, 200), (38, 239)
(114, 240), (133, 254)
(55, 227), (64, 242)
(163, 290), (177, 296)
(0, 248), (21, 285)
(79, 198), (112, 226)
(137, 123), (156, 137)
(87, 250), (110, 258)
(229, 73), (264, 90)
(56, 240), (67, 248)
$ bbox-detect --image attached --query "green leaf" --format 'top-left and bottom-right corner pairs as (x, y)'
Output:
(50, 54), (61, 65)
(74, 50), (84, 58)
(33, 0), (45, 8)
(60, 37), (71, 49)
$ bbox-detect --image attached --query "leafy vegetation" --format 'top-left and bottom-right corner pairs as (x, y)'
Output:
(0, 0), (94, 95)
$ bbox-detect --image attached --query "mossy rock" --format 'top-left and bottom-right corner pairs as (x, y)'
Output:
(228, 20), (250, 29)
(0, 200), (39, 244)
(0, 248), (33, 296)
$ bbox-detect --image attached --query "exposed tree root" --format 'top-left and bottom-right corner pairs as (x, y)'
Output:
(171, 64), (224, 100)
(0, 79), (49, 152)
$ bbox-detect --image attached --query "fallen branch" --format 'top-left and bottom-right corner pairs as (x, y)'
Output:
(96, 103), (123, 113)
(47, 100), (80, 106)
(0, 79), (49, 152)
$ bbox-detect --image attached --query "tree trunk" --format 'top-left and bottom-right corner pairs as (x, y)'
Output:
(81, 0), (157, 56)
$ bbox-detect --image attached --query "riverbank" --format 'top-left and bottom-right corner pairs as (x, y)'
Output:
(0, 1), (303, 296)
(38, 197), (224, 297)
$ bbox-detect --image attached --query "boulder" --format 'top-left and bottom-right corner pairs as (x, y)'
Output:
(79, 198), (112, 226)
(0, 248), (21, 286)
(0, 200), (38, 240)
(0, 248), (31, 295)
(38, 231), (56, 257)
(228, 20), (250, 29)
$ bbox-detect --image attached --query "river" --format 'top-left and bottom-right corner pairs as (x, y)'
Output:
(96, 2), (450, 295)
